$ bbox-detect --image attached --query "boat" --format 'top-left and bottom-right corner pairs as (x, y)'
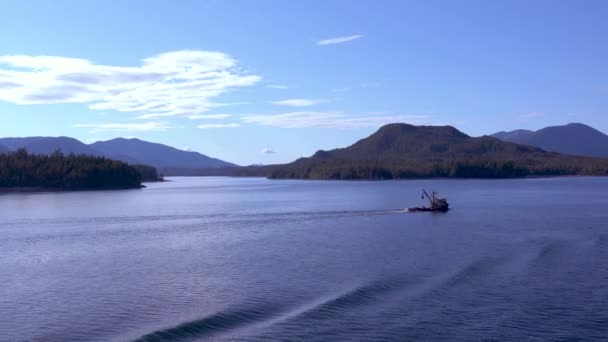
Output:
(408, 189), (449, 212)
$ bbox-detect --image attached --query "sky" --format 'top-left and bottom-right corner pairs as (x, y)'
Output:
(1, 0), (607, 165)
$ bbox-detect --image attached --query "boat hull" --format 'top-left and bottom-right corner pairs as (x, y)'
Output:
(408, 206), (449, 212)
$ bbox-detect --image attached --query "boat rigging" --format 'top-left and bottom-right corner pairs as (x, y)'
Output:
(408, 189), (449, 212)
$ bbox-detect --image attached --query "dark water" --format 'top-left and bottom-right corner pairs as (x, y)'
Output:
(1, 177), (608, 341)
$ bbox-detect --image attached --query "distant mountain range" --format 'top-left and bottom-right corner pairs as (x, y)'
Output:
(2, 122), (607, 180)
(257, 123), (608, 179)
(492, 123), (608, 158)
(90, 138), (235, 170)
(0, 137), (100, 156)
(0, 137), (235, 174)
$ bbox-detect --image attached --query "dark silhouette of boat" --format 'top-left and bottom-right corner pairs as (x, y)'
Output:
(408, 190), (449, 212)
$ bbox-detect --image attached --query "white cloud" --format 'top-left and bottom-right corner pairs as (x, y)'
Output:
(242, 111), (429, 129)
(331, 86), (351, 93)
(519, 112), (544, 119)
(73, 121), (173, 132)
(197, 123), (240, 129)
(262, 148), (276, 154)
(266, 84), (290, 89)
(272, 98), (327, 107)
(186, 114), (232, 120)
(332, 81), (382, 93)
(317, 35), (363, 46)
(360, 81), (381, 88)
(0, 50), (261, 119)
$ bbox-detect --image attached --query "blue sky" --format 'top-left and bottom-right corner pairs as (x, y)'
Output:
(1, 0), (607, 165)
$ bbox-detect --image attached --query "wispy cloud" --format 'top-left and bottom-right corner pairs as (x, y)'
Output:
(519, 112), (544, 119)
(360, 81), (381, 88)
(186, 114), (232, 120)
(0, 50), (261, 119)
(197, 123), (240, 129)
(317, 35), (363, 46)
(266, 84), (290, 89)
(262, 148), (276, 154)
(332, 81), (382, 93)
(331, 86), (351, 93)
(242, 111), (429, 129)
(272, 98), (328, 107)
(73, 121), (173, 132)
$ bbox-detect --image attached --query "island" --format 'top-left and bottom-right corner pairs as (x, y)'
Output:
(0, 149), (162, 191)
(188, 123), (608, 180)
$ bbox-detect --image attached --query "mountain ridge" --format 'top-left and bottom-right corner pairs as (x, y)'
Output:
(91, 138), (236, 171)
(0, 137), (100, 155)
(3, 122), (608, 179)
(491, 123), (608, 158)
(0, 136), (236, 173)
(262, 123), (608, 179)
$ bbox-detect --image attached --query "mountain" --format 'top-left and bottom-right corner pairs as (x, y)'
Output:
(492, 123), (608, 158)
(91, 138), (236, 172)
(262, 123), (608, 179)
(0, 137), (100, 155)
(0, 136), (235, 174)
(491, 129), (534, 142)
(0, 143), (7, 153)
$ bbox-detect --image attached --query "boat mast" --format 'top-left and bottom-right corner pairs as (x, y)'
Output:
(421, 189), (433, 204)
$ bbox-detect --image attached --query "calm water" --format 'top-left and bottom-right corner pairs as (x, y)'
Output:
(1, 177), (608, 341)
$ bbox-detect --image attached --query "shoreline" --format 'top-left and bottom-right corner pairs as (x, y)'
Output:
(0, 185), (145, 194)
(164, 174), (607, 181)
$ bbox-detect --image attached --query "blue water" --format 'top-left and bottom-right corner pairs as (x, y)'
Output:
(1, 177), (607, 341)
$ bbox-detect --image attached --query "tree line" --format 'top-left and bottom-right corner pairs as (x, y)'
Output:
(264, 157), (608, 180)
(0, 149), (161, 190)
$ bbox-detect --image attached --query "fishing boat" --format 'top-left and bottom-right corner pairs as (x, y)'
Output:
(408, 189), (449, 212)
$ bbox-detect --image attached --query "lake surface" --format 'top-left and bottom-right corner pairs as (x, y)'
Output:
(1, 177), (608, 341)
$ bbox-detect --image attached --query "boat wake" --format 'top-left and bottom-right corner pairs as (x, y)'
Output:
(3, 209), (407, 228)
(132, 299), (289, 341)
(131, 276), (412, 342)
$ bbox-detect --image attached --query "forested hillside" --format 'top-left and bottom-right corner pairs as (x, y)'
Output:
(0, 150), (149, 190)
(264, 124), (608, 179)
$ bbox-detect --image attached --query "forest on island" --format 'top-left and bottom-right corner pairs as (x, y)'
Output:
(221, 124), (608, 180)
(178, 124), (608, 180)
(264, 157), (608, 180)
(0, 149), (160, 190)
